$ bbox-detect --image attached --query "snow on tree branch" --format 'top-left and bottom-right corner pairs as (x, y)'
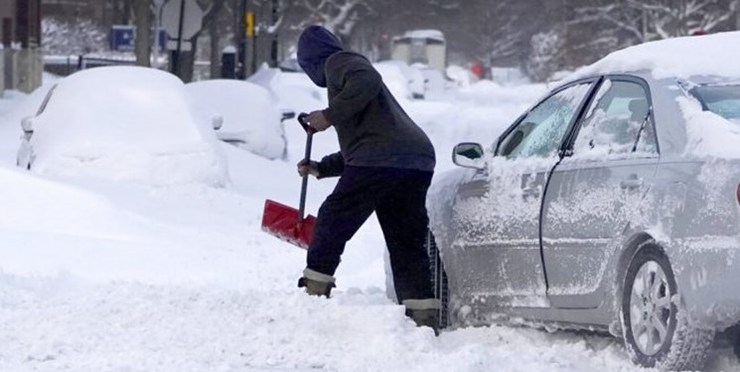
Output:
(290, 0), (367, 36)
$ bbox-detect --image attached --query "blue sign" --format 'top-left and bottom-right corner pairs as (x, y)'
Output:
(110, 26), (167, 52)
(110, 25), (134, 51)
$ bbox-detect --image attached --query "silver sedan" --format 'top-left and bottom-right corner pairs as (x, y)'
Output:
(428, 71), (740, 370)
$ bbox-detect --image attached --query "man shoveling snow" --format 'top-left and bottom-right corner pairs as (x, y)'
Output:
(294, 25), (439, 333)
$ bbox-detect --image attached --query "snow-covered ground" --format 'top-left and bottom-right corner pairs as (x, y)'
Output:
(0, 67), (738, 372)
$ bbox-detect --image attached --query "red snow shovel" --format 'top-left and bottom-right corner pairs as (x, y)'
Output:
(261, 113), (317, 249)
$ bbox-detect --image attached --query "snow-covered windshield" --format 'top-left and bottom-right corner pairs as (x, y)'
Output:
(693, 85), (740, 122)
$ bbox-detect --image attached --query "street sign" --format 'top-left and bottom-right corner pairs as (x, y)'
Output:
(110, 25), (167, 52)
(110, 25), (135, 51)
(161, 0), (204, 40)
(245, 11), (255, 38)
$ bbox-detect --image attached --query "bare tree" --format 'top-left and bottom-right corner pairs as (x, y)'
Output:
(576, 0), (732, 43)
(633, 0), (731, 38)
(42, 16), (107, 55)
(110, 0), (133, 25)
(133, 0), (152, 66)
(203, 0), (230, 77)
(456, 0), (530, 68)
(284, 0), (369, 36)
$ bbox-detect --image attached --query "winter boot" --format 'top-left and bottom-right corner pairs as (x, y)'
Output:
(298, 268), (336, 297)
(403, 299), (441, 335)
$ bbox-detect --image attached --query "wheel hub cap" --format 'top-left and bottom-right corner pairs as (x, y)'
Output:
(629, 261), (672, 356)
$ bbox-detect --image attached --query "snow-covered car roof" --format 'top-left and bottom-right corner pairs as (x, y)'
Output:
(570, 31), (740, 81)
(548, 32), (740, 160)
(394, 29), (445, 43)
(27, 66), (227, 186)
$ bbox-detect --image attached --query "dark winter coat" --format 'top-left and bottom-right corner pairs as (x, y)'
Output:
(297, 26), (436, 178)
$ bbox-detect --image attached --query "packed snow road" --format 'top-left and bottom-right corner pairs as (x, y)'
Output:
(0, 71), (739, 371)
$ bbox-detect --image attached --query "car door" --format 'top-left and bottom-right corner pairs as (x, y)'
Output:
(447, 80), (598, 310)
(541, 76), (660, 309)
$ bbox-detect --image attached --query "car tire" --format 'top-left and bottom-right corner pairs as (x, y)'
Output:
(426, 231), (449, 330)
(620, 243), (714, 370)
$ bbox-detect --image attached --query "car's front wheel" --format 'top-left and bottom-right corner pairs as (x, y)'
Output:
(621, 243), (714, 370)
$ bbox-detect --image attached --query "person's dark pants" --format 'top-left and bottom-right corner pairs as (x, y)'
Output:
(307, 165), (434, 303)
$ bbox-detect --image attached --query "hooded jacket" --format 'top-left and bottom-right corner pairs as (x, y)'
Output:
(297, 26), (435, 177)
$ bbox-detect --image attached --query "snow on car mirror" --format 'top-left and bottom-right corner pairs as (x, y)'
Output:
(21, 117), (34, 134)
(211, 115), (224, 130)
(453, 142), (485, 170)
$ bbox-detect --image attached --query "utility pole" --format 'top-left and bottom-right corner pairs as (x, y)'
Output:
(270, 0), (279, 67)
(245, 0), (256, 77)
(237, 0), (247, 78)
(134, 0), (152, 67)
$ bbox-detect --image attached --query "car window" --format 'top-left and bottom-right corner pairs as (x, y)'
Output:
(498, 83), (592, 158)
(573, 79), (657, 156)
(36, 84), (58, 116)
(693, 84), (740, 121)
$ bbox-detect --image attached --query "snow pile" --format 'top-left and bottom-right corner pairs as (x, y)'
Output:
(0, 89), (38, 162)
(678, 96), (740, 159)
(376, 60), (425, 98)
(185, 79), (285, 160)
(0, 167), (131, 239)
(0, 83), (55, 132)
(28, 66), (228, 186)
(572, 31), (740, 80)
(446, 65), (476, 87)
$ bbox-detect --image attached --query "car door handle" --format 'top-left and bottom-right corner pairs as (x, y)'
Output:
(620, 176), (643, 190)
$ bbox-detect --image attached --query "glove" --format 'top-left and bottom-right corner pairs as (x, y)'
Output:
(306, 110), (331, 132)
(297, 159), (320, 178)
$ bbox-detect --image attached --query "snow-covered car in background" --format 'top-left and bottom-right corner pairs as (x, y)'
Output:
(375, 60), (425, 99)
(16, 66), (227, 186)
(411, 63), (452, 100)
(185, 79), (289, 160)
(428, 31), (740, 370)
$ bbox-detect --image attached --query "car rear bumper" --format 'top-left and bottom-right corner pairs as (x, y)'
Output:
(671, 235), (740, 330)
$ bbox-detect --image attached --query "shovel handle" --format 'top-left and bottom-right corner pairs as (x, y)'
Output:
(298, 113), (313, 220)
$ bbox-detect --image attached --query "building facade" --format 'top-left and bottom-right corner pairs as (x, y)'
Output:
(1, 0), (43, 94)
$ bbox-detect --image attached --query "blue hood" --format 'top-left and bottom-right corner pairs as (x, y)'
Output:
(297, 26), (343, 88)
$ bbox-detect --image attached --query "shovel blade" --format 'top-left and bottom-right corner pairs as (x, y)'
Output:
(261, 199), (316, 249)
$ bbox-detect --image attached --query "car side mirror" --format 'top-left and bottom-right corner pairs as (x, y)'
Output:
(211, 115), (223, 130)
(281, 110), (296, 122)
(453, 142), (485, 170)
(21, 116), (34, 134)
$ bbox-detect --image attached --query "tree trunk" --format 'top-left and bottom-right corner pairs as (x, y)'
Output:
(134, 0), (151, 67)
(207, 0), (225, 78)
